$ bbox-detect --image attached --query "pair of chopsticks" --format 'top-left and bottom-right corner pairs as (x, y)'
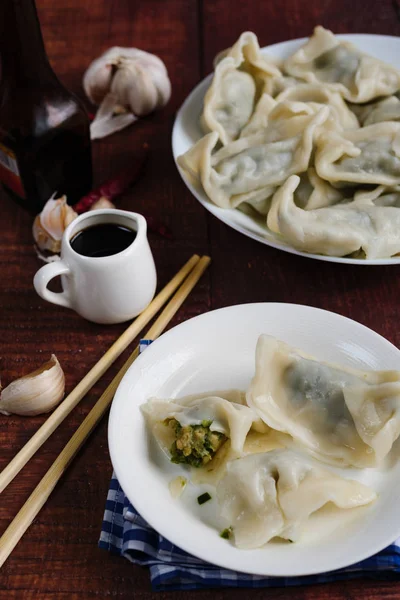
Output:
(0, 254), (210, 568)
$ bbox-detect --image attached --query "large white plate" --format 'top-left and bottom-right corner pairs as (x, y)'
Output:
(172, 34), (400, 265)
(109, 303), (400, 577)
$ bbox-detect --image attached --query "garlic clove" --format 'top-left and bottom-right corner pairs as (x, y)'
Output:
(33, 214), (62, 253)
(89, 197), (116, 210)
(117, 64), (158, 116)
(90, 111), (137, 140)
(33, 196), (78, 253)
(89, 91), (137, 140)
(115, 54), (171, 115)
(0, 355), (65, 416)
(34, 247), (62, 264)
(83, 48), (120, 104)
(41, 195), (78, 240)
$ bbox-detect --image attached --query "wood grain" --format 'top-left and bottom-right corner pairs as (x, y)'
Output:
(1, 0), (400, 597)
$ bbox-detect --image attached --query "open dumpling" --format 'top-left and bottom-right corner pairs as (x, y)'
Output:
(141, 390), (260, 468)
(178, 108), (329, 213)
(246, 334), (400, 466)
(284, 26), (400, 103)
(201, 32), (281, 144)
(217, 449), (376, 548)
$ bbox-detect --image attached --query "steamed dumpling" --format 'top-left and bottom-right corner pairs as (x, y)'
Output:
(239, 93), (277, 138)
(354, 184), (400, 207)
(141, 390), (259, 467)
(267, 175), (400, 258)
(315, 122), (400, 186)
(178, 108), (329, 213)
(238, 92), (342, 140)
(217, 449), (377, 548)
(284, 26), (400, 103)
(201, 32), (281, 144)
(246, 334), (400, 466)
(350, 96), (400, 127)
(267, 167), (344, 234)
(264, 75), (302, 97)
(275, 83), (359, 130)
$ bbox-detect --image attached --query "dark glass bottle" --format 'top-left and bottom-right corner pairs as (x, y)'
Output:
(0, 0), (93, 214)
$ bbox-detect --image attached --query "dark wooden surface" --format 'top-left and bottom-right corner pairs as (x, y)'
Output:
(2, 0), (400, 597)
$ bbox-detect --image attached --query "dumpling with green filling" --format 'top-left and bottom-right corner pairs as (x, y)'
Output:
(201, 31), (281, 144)
(284, 26), (400, 103)
(266, 175), (400, 258)
(247, 334), (400, 467)
(141, 390), (263, 468)
(177, 107), (329, 213)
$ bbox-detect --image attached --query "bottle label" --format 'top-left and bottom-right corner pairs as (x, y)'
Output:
(0, 143), (26, 198)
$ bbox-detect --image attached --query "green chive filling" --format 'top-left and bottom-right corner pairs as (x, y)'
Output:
(165, 418), (227, 468)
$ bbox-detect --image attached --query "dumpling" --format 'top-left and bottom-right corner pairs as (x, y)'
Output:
(264, 75), (302, 97)
(177, 108), (329, 212)
(271, 175), (400, 256)
(141, 390), (259, 467)
(291, 167), (344, 210)
(239, 93), (277, 138)
(241, 100), (329, 142)
(275, 83), (359, 130)
(239, 99), (335, 142)
(315, 122), (400, 186)
(216, 449), (376, 549)
(267, 169), (344, 234)
(350, 96), (400, 127)
(268, 176), (400, 258)
(354, 184), (400, 207)
(284, 26), (400, 103)
(267, 167), (344, 231)
(201, 32), (281, 144)
(246, 334), (400, 466)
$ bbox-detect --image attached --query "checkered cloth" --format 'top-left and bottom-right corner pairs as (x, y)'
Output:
(99, 340), (400, 591)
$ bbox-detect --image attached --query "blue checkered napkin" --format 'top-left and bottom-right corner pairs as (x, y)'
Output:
(99, 341), (400, 591)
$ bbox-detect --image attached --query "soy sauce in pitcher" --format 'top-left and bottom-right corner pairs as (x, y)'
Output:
(0, 0), (93, 214)
(70, 223), (137, 258)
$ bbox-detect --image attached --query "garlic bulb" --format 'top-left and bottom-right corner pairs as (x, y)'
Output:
(83, 47), (171, 139)
(0, 355), (65, 416)
(33, 195), (78, 253)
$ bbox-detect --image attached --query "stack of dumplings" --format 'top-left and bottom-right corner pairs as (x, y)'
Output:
(177, 27), (400, 259)
(142, 335), (400, 549)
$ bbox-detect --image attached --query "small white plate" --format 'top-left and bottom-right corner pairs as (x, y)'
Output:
(109, 303), (400, 577)
(172, 34), (400, 265)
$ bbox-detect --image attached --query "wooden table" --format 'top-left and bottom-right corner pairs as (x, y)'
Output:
(2, 0), (400, 597)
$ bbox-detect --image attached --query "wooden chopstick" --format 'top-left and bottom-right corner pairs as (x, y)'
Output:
(0, 254), (200, 495)
(0, 255), (211, 568)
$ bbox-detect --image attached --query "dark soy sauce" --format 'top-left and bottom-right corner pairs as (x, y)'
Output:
(0, 0), (92, 214)
(71, 223), (136, 258)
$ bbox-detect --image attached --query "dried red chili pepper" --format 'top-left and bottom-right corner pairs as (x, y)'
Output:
(72, 143), (149, 214)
